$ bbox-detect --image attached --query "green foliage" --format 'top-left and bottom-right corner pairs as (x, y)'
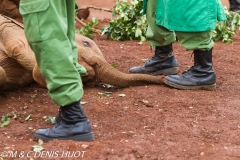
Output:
(43, 115), (56, 124)
(76, 17), (99, 38)
(102, 0), (147, 42)
(212, 7), (240, 43)
(0, 112), (16, 127)
(33, 145), (45, 152)
(111, 63), (117, 68)
(1, 114), (11, 127)
(102, 1), (240, 43)
(48, 116), (55, 124)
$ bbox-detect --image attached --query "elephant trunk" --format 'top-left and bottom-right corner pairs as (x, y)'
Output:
(91, 56), (165, 87)
(33, 55), (165, 88)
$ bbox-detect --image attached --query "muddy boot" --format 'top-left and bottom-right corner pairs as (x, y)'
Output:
(33, 101), (94, 141)
(129, 44), (179, 75)
(229, 0), (240, 12)
(165, 49), (216, 90)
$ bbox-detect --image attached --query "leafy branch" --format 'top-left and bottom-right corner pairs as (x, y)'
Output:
(75, 16), (101, 38)
(102, 0), (147, 42)
(76, 1), (240, 43)
(212, 6), (240, 43)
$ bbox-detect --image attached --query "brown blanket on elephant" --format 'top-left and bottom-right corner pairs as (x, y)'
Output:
(0, 0), (22, 22)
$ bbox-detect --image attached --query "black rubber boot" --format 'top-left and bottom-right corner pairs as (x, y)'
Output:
(33, 101), (94, 141)
(165, 49), (216, 90)
(229, 0), (240, 12)
(129, 44), (179, 75)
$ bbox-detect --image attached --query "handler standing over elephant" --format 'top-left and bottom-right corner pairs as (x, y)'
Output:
(129, 0), (226, 90)
(19, 0), (94, 141)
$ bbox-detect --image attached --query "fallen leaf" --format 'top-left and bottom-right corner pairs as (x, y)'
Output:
(118, 94), (126, 97)
(32, 145), (44, 152)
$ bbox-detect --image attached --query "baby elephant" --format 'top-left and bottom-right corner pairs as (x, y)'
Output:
(0, 14), (164, 91)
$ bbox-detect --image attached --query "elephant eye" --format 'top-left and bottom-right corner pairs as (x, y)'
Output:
(83, 41), (91, 47)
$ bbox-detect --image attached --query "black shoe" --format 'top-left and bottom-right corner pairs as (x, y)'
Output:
(229, 0), (240, 12)
(165, 49), (216, 90)
(33, 101), (94, 141)
(129, 44), (179, 75)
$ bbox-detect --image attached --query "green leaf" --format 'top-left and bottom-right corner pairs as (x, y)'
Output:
(135, 28), (142, 37)
(0, 120), (10, 127)
(102, 0), (147, 42)
(118, 94), (126, 97)
(212, 7), (240, 43)
(0, 113), (14, 127)
(111, 64), (117, 68)
(76, 17), (99, 39)
(32, 145), (44, 152)
(48, 116), (55, 125)
(25, 114), (32, 121)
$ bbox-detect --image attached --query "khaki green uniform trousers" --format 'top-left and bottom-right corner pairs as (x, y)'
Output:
(146, 0), (214, 51)
(19, 0), (86, 106)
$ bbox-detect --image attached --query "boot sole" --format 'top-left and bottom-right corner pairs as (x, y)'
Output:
(165, 79), (216, 90)
(33, 132), (95, 142)
(130, 67), (179, 76)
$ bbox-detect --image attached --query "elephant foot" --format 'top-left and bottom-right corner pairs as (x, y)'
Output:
(32, 65), (47, 88)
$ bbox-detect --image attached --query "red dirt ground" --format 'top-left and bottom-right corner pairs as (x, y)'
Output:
(2, 0), (240, 160)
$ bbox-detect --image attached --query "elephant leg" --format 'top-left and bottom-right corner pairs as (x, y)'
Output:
(32, 64), (47, 88)
(0, 56), (33, 91)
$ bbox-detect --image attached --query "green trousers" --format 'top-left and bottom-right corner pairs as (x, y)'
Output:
(146, 0), (214, 51)
(19, 0), (86, 106)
